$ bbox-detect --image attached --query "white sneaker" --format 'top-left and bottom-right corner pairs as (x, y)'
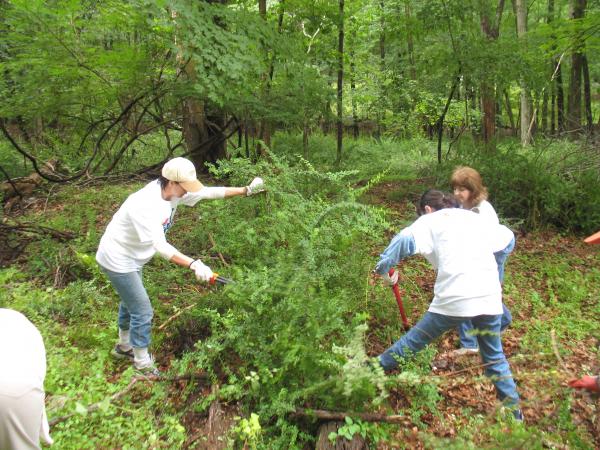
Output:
(450, 347), (479, 357)
(134, 356), (161, 376)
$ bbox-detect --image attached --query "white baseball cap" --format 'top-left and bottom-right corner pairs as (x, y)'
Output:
(161, 157), (203, 193)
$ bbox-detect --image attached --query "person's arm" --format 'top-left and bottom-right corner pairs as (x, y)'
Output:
(152, 239), (213, 282)
(374, 229), (416, 276)
(180, 178), (264, 206)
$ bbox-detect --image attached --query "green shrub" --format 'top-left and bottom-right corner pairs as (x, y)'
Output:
(428, 139), (600, 234)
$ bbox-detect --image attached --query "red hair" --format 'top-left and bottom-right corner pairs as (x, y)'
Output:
(450, 166), (488, 206)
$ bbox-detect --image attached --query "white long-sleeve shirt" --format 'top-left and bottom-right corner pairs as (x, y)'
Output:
(96, 180), (226, 273)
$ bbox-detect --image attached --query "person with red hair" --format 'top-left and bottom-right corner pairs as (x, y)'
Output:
(450, 166), (515, 355)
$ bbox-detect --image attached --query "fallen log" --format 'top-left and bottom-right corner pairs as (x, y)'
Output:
(292, 408), (412, 426)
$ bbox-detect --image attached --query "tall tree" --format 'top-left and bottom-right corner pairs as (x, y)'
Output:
(175, 1), (228, 172)
(405, 0), (416, 81)
(257, 0), (271, 153)
(336, 0), (344, 165)
(566, 0), (586, 134)
(581, 53), (593, 133)
(478, 0), (506, 149)
(515, 0), (532, 145)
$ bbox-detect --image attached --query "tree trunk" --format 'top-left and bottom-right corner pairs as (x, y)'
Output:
(181, 71), (226, 171)
(303, 121), (309, 158)
(566, 0), (586, 134)
(174, 4), (227, 172)
(550, 81), (556, 134)
(350, 46), (359, 139)
(503, 90), (516, 135)
(376, 0), (385, 141)
(437, 76), (460, 163)
(478, 0), (505, 150)
(515, 0), (532, 145)
(336, 0), (344, 165)
(316, 422), (367, 450)
(545, 0), (556, 134)
(405, 0), (416, 80)
(582, 53), (593, 133)
(556, 60), (565, 132)
(257, 0), (271, 154)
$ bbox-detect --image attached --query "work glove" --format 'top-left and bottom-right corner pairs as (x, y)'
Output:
(568, 375), (600, 393)
(381, 270), (399, 286)
(190, 260), (213, 283)
(246, 177), (265, 196)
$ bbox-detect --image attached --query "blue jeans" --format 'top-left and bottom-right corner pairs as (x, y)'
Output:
(100, 265), (153, 348)
(459, 237), (515, 349)
(379, 312), (520, 406)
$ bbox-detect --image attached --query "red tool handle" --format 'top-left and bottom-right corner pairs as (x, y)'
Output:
(389, 268), (410, 330)
(209, 273), (233, 285)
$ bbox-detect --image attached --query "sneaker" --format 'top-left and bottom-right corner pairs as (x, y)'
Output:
(111, 344), (134, 360)
(134, 356), (161, 377)
(512, 409), (524, 421)
(449, 347), (479, 357)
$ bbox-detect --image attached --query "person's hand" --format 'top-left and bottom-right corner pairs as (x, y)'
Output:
(190, 260), (213, 282)
(568, 375), (600, 393)
(381, 270), (399, 286)
(246, 177), (265, 196)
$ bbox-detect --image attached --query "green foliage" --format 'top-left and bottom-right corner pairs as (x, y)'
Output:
(430, 139), (600, 234)
(327, 416), (391, 445)
(171, 156), (392, 430)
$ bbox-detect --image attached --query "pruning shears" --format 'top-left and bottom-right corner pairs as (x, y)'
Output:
(209, 273), (233, 285)
(388, 268), (410, 331)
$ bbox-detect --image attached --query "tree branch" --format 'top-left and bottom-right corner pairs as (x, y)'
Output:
(48, 373), (209, 427)
(292, 408), (412, 426)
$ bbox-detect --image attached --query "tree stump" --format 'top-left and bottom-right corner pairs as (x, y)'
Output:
(315, 421), (367, 450)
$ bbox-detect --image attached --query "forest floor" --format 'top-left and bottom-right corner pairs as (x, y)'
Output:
(361, 179), (600, 449)
(1, 171), (599, 449)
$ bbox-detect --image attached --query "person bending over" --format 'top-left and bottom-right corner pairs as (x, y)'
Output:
(96, 157), (264, 375)
(374, 189), (522, 420)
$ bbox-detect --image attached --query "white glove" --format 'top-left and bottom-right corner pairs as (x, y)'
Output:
(381, 270), (399, 286)
(190, 260), (213, 282)
(246, 177), (265, 196)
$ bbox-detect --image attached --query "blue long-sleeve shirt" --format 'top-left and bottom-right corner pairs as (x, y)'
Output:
(374, 230), (416, 275)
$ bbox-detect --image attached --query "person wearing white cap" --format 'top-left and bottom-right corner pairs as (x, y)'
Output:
(96, 157), (264, 375)
(0, 308), (53, 449)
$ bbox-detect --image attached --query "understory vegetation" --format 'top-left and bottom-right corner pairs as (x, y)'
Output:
(1, 134), (599, 449)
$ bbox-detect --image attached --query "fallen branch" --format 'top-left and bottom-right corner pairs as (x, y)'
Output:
(157, 303), (196, 330)
(0, 222), (75, 241)
(49, 372), (209, 427)
(208, 232), (229, 267)
(434, 360), (497, 377)
(292, 408), (412, 426)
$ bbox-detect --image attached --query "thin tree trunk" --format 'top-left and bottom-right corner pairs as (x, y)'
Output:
(257, 0), (270, 154)
(437, 75), (460, 163)
(503, 90), (516, 135)
(479, 0), (505, 150)
(566, 0), (586, 134)
(376, 0), (385, 141)
(541, 89), (548, 134)
(336, 0), (344, 165)
(556, 61), (565, 132)
(515, 0), (532, 145)
(545, 0), (556, 134)
(303, 120), (309, 158)
(350, 46), (358, 138)
(550, 81), (556, 135)
(582, 53), (593, 133)
(405, 0), (416, 80)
